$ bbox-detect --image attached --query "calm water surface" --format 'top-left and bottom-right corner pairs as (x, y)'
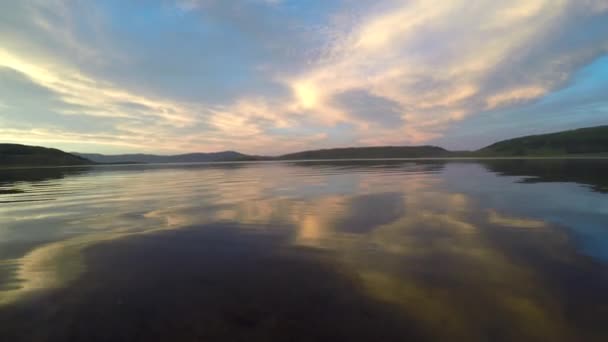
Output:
(1, 160), (607, 341)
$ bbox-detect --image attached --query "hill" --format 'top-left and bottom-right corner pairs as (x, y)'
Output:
(477, 126), (608, 156)
(276, 126), (608, 160)
(278, 145), (452, 160)
(75, 151), (259, 164)
(5, 125), (608, 167)
(0, 144), (92, 167)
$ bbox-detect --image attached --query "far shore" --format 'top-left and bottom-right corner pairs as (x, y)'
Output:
(3, 155), (608, 171)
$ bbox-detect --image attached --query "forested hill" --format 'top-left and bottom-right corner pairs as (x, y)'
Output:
(0, 144), (92, 167)
(4, 125), (608, 167)
(477, 126), (608, 156)
(278, 146), (452, 160)
(75, 151), (256, 164)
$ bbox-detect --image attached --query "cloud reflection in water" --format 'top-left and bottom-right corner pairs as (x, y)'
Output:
(0, 161), (607, 340)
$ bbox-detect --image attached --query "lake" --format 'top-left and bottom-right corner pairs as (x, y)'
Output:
(1, 159), (607, 341)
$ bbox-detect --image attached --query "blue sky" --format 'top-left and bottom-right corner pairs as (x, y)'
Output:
(0, 0), (607, 154)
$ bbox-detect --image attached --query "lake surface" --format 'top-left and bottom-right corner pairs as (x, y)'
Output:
(1, 160), (608, 341)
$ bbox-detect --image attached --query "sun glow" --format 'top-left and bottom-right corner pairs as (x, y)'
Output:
(294, 81), (320, 109)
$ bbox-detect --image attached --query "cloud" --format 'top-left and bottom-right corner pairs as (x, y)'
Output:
(431, 55), (608, 150)
(485, 86), (547, 110)
(332, 89), (404, 128)
(283, 0), (608, 146)
(0, 0), (607, 153)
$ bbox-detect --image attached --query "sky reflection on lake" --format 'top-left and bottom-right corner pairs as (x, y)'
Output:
(1, 160), (607, 341)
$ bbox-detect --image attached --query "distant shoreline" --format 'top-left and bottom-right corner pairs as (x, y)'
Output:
(3, 155), (608, 171)
(2, 125), (608, 168)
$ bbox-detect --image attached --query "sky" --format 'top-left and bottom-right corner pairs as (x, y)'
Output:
(0, 0), (607, 155)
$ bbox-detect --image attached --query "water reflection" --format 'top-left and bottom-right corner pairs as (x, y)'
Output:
(1, 161), (608, 341)
(480, 159), (608, 193)
(0, 167), (91, 198)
